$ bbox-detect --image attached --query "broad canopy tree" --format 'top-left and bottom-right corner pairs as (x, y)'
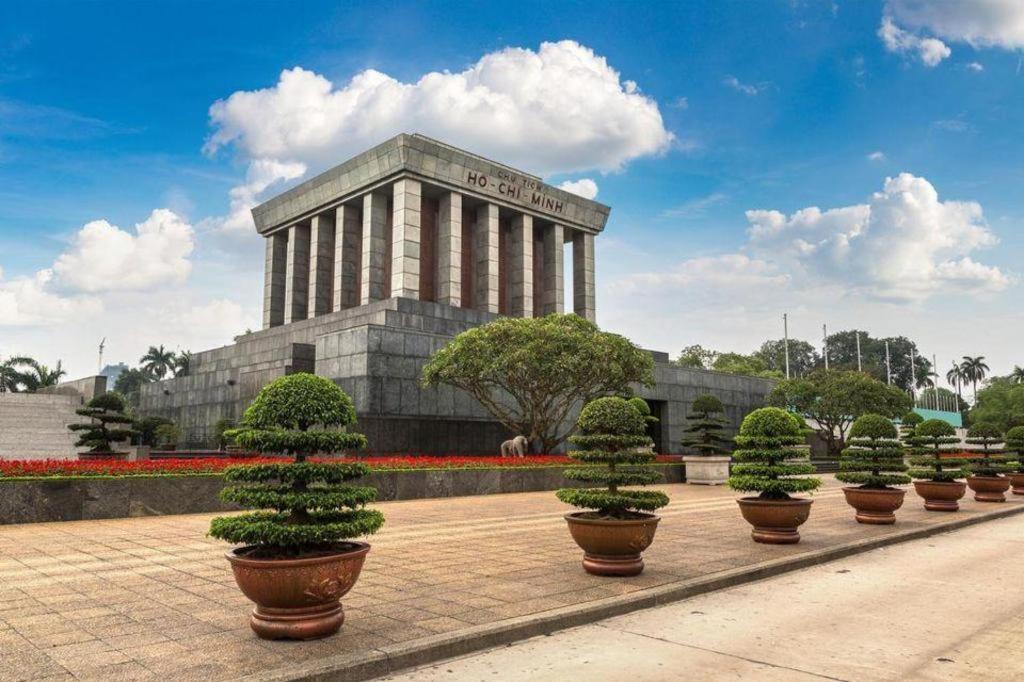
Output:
(767, 369), (912, 457)
(421, 314), (654, 453)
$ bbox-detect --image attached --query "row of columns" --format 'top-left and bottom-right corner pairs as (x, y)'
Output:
(263, 181), (596, 329)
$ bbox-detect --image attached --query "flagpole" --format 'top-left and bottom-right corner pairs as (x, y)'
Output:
(856, 331), (862, 372)
(885, 341), (892, 385)
(783, 313), (790, 379)
(823, 324), (829, 370)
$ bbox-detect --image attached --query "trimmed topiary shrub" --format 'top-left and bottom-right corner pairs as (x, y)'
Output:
(836, 414), (910, 489)
(965, 423), (1011, 477)
(908, 419), (967, 482)
(209, 374), (383, 557)
(627, 396), (657, 425)
(68, 392), (137, 453)
(1007, 426), (1024, 474)
(556, 396), (669, 519)
(681, 394), (730, 456)
(899, 411), (924, 445)
(728, 407), (821, 499)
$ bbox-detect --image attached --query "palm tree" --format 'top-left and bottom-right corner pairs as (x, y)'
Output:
(140, 345), (176, 380)
(960, 356), (990, 405)
(173, 350), (192, 377)
(946, 362), (965, 403)
(0, 356), (36, 393)
(1011, 366), (1024, 385)
(17, 359), (67, 391)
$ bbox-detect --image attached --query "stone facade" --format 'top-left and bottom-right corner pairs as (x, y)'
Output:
(140, 135), (774, 453)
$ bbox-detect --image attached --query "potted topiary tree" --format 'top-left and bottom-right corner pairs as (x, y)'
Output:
(1005, 426), (1024, 495)
(209, 373), (384, 640)
(154, 423), (180, 451)
(68, 392), (137, 460)
(557, 396), (669, 576)
(908, 419), (968, 511)
(836, 414), (911, 524)
(899, 411), (923, 445)
(681, 394), (732, 485)
(728, 407), (821, 544)
(965, 423), (1011, 502)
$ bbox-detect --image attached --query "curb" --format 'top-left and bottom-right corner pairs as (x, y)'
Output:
(246, 503), (1024, 682)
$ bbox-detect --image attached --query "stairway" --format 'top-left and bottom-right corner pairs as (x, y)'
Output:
(0, 393), (83, 460)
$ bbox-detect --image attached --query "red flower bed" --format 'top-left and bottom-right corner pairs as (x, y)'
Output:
(0, 454), (681, 479)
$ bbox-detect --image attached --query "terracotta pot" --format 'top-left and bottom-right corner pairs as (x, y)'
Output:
(225, 542), (369, 640)
(1008, 472), (1024, 496)
(563, 512), (660, 576)
(841, 487), (906, 525)
(736, 497), (813, 544)
(78, 452), (128, 461)
(967, 476), (1011, 503)
(913, 480), (967, 512)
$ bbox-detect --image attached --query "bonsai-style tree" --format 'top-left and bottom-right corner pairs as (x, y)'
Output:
(836, 414), (911, 489)
(965, 423), (1011, 477)
(627, 397), (657, 426)
(767, 370), (912, 457)
(556, 396), (669, 519)
(422, 314), (654, 453)
(728, 407), (821, 499)
(154, 423), (181, 449)
(908, 419), (967, 482)
(899, 411), (924, 445)
(681, 394), (730, 456)
(1007, 426), (1024, 475)
(209, 374), (384, 557)
(68, 392), (137, 453)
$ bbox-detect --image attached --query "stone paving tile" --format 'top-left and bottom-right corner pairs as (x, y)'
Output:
(1, 476), (1021, 681)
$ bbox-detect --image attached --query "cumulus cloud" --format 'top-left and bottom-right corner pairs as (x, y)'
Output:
(878, 16), (952, 66)
(0, 269), (101, 327)
(557, 178), (598, 200)
(52, 209), (194, 292)
(886, 0), (1024, 50)
(214, 159), (307, 234)
(203, 41), (673, 235)
(744, 173), (1009, 302)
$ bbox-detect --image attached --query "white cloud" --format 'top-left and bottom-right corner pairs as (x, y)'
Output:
(0, 269), (101, 327)
(886, 0), (1024, 50)
(878, 16), (951, 66)
(619, 254), (789, 297)
(867, 150), (886, 162)
(967, 61), (985, 72)
(661, 192), (728, 218)
(203, 40), (673, 235)
(744, 173), (1009, 301)
(722, 75), (762, 95)
(52, 209), (194, 292)
(213, 159), (307, 235)
(557, 178), (598, 200)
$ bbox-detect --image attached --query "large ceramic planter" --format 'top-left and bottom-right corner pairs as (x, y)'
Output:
(736, 497), (813, 544)
(841, 487), (906, 525)
(226, 542), (370, 640)
(913, 480), (966, 512)
(682, 455), (731, 485)
(78, 452), (129, 461)
(967, 476), (1011, 503)
(564, 512), (660, 576)
(1008, 472), (1024, 496)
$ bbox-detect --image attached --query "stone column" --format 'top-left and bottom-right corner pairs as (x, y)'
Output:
(542, 223), (564, 315)
(333, 204), (362, 311)
(360, 193), (388, 304)
(391, 179), (421, 300)
(262, 231), (287, 328)
(437, 192), (462, 307)
(307, 211), (335, 318)
(474, 203), (500, 313)
(572, 230), (595, 322)
(509, 213), (534, 318)
(283, 223), (310, 324)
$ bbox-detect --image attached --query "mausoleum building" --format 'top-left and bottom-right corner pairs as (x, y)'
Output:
(141, 134), (772, 453)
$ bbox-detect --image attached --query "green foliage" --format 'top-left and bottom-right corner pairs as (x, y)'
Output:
(134, 416), (173, 447)
(68, 392), (137, 453)
(209, 375), (382, 554)
(965, 423), (1012, 477)
(556, 397), (668, 518)
(711, 352), (783, 379)
(422, 314), (654, 452)
(153, 423), (180, 447)
(908, 419), (967, 482)
(1006, 426), (1024, 474)
(727, 407), (820, 499)
(969, 378), (1024, 433)
(753, 338), (820, 377)
(681, 393), (730, 456)
(675, 344), (717, 369)
(213, 418), (237, 450)
(768, 369), (912, 457)
(627, 397), (657, 425)
(114, 368), (153, 409)
(836, 414), (910, 489)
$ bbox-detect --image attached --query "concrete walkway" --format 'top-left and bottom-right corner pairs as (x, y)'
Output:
(1, 477), (1022, 681)
(384, 513), (1024, 681)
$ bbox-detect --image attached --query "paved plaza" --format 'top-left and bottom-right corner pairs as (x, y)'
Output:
(2, 478), (1022, 681)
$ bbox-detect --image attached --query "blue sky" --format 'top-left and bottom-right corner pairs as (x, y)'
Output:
(2, 0), (1022, 378)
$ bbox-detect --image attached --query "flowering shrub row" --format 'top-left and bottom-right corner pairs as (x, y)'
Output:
(0, 454), (681, 480)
